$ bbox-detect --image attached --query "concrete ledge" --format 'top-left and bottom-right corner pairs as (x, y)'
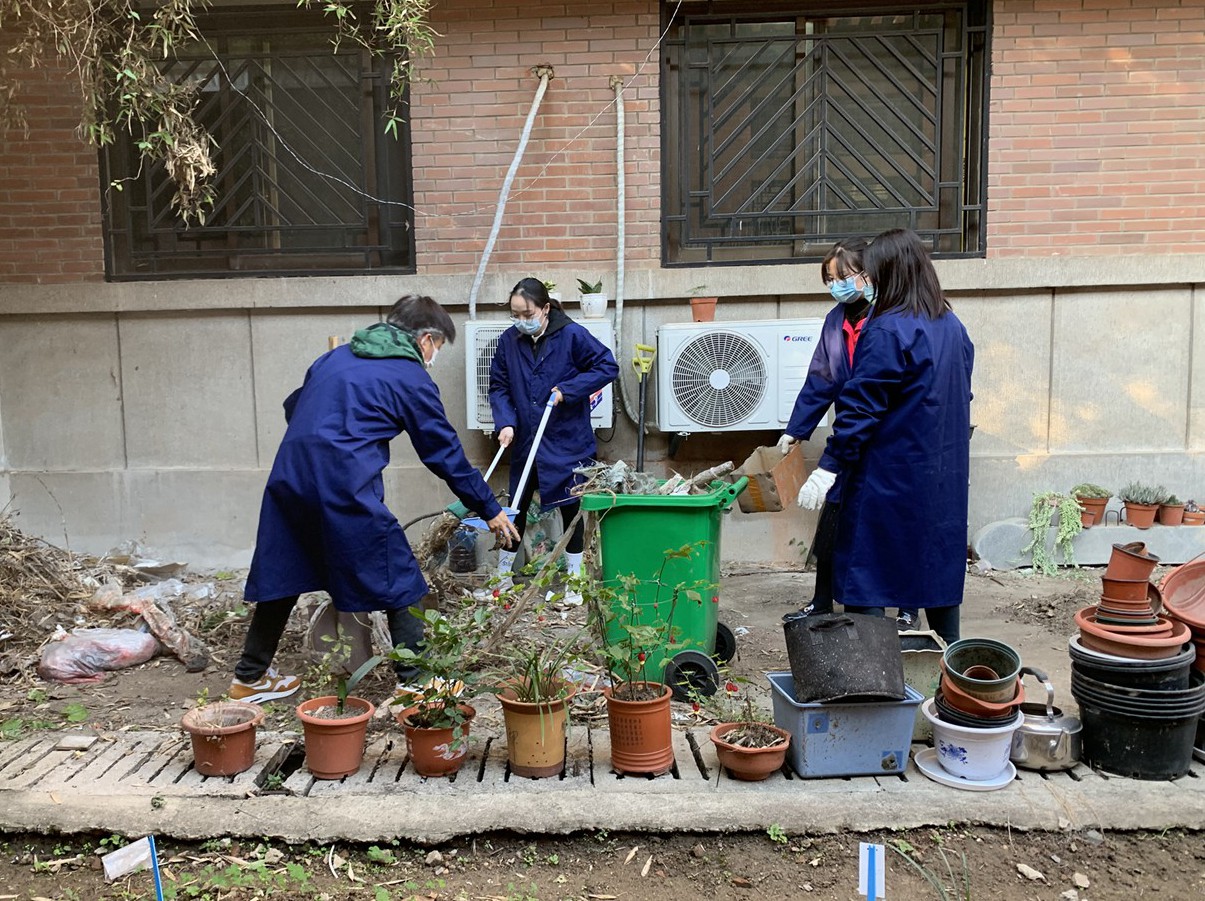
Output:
(973, 518), (1205, 571)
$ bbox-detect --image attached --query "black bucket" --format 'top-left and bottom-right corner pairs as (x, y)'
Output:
(1068, 636), (1194, 691)
(782, 613), (905, 703)
(1073, 670), (1205, 779)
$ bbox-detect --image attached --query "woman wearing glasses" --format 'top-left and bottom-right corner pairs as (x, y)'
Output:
(484, 277), (619, 602)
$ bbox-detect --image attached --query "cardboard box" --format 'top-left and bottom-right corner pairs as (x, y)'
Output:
(734, 443), (808, 513)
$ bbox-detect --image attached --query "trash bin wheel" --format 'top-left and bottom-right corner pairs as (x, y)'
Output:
(713, 621), (737, 664)
(664, 649), (720, 701)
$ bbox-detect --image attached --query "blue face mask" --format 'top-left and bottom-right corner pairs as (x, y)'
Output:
(828, 277), (865, 305)
(511, 315), (542, 336)
(863, 281), (876, 305)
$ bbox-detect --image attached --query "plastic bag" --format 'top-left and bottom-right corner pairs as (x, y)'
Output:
(37, 628), (160, 684)
(87, 579), (210, 672)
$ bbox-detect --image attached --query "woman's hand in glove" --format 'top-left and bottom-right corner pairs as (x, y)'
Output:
(797, 468), (837, 510)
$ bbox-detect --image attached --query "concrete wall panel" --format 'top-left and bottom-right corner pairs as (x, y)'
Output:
(956, 292), (1052, 458)
(1050, 289), (1190, 453)
(0, 316), (124, 469)
(120, 313), (258, 468)
(1189, 288), (1205, 450)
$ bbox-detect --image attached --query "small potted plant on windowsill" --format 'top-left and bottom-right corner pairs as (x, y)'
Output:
(688, 284), (718, 322)
(576, 277), (607, 319)
(1119, 482), (1169, 530)
(542, 279), (561, 304)
(1158, 493), (1186, 526)
(1070, 483), (1110, 528)
(1183, 500), (1205, 526)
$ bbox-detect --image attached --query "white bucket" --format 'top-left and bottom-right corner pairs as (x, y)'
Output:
(921, 698), (1022, 781)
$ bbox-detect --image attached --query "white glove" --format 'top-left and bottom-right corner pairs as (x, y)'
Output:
(776, 433), (797, 455)
(797, 468), (837, 510)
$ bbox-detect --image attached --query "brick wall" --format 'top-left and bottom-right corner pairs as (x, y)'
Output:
(989, 0), (1205, 254)
(0, 47), (105, 283)
(413, 1), (661, 274)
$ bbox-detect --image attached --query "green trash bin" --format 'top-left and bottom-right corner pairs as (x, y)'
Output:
(579, 477), (748, 698)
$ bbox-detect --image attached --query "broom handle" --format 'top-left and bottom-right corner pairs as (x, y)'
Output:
(513, 392), (557, 504)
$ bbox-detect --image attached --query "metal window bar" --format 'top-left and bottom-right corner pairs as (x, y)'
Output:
(662, 1), (987, 264)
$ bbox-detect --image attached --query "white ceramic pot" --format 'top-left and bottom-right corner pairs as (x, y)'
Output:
(579, 293), (607, 319)
(921, 697), (1022, 781)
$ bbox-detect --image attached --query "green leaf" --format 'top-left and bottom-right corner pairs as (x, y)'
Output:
(62, 703), (89, 723)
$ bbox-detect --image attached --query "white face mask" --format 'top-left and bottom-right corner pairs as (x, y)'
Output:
(423, 336), (440, 369)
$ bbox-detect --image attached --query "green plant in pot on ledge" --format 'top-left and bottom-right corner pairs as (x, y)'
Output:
(295, 638), (381, 780)
(1184, 500), (1205, 526)
(1070, 482), (1110, 528)
(690, 675), (790, 782)
(1119, 482), (1169, 530)
(1158, 493), (1186, 526)
(1022, 491), (1083, 576)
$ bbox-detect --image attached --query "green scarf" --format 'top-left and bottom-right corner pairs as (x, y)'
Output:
(349, 323), (423, 362)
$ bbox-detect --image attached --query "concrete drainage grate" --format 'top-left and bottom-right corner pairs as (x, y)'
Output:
(2, 729), (1203, 800)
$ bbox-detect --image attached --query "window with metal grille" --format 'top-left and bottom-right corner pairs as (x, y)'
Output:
(662, 1), (988, 264)
(101, 7), (414, 279)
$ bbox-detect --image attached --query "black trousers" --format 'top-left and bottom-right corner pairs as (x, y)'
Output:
(235, 596), (424, 684)
(512, 467), (585, 555)
(808, 500), (842, 614)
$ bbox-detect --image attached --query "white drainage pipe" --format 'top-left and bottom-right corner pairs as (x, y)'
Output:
(610, 74), (641, 427)
(468, 66), (554, 320)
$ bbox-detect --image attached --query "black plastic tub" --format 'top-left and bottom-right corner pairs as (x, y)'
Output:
(1077, 697), (1202, 780)
(1068, 636), (1194, 691)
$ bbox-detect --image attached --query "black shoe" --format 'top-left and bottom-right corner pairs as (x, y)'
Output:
(896, 611), (919, 631)
(783, 603), (830, 624)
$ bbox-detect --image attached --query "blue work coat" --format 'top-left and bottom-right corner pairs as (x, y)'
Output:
(489, 310), (619, 506)
(785, 303), (866, 503)
(819, 309), (974, 610)
(245, 346), (501, 612)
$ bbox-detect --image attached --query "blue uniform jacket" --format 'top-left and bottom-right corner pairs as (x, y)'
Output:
(245, 346), (502, 612)
(785, 304), (859, 502)
(489, 310), (619, 506)
(819, 309), (974, 610)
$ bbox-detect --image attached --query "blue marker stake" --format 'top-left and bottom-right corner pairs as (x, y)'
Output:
(148, 834), (164, 901)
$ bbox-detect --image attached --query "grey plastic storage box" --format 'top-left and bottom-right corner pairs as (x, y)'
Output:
(768, 672), (922, 778)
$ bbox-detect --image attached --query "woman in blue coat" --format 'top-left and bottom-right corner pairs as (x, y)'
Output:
(486, 278), (619, 603)
(230, 296), (520, 703)
(778, 239), (871, 619)
(797, 229), (974, 645)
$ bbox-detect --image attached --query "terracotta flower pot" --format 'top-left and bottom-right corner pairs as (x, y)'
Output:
(1123, 502), (1159, 529)
(938, 669), (1022, 718)
(1158, 504), (1186, 526)
(296, 695), (375, 780)
(1159, 561), (1205, 631)
(710, 722), (790, 781)
(604, 682), (674, 776)
(1076, 618), (1191, 661)
(1182, 510), (1205, 526)
(1105, 542), (1160, 582)
(1076, 606), (1174, 638)
(689, 297), (718, 322)
(1076, 496), (1108, 528)
(497, 682), (577, 779)
(181, 701), (264, 777)
(1100, 576), (1151, 602)
(396, 703), (477, 778)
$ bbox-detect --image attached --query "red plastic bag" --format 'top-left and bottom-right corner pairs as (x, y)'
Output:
(37, 628), (160, 684)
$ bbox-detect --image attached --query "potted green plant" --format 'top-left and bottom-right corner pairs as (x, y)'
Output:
(1021, 492), (1083, 576)
(1119, 482), (1169, 530)
(1158, 493), (1186, 526)
(576, 277), (607, 319)
(691, 677), (789, 782)
(687, 284), (718, 322)
(296, 643), (379, 780)
(492, 631), (584, 778)
(1070, 483), (1110, 528)
(584, 545), (707, 776)
(391, 607), (480, 778)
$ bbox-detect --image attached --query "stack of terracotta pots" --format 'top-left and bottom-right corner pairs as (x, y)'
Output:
(1076, 542), (1190, 660)
(1069, 542), (1205, 779)
(1159, 557), (1205, 674)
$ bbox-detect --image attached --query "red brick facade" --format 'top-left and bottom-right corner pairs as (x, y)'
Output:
(2, 1), (1203, 284)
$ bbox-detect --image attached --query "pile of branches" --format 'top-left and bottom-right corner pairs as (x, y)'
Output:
(572, 460), (734, 498)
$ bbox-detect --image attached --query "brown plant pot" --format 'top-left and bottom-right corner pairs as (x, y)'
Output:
(397, 703), (476, 778)
(1100, 576), (1151, 602)
(938, 670), (1022, 718)
(689, 297), (718, 322)
(1076, 496), (1109, 528)
(604, 682), (674, 776)
(1104, 542), (1160, 582)
(1159, 504), (1186, 526)
(181, 701), (264, 777)
(1183, 511), (1205, 526)
(296, 695), (375, 780)
(1123, 502), (1159, 529)
(497, 682), (577, 779)
(1076, 616), (1191, 660)
(710, 722), (791, 782)
(1076, 606), (1175, 638)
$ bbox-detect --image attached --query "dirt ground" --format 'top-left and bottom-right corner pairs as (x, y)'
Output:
(1, 544), (1203, 899)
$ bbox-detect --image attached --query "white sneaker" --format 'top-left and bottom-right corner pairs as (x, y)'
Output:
(545, 588), (584, 607)
(229, 667), (300, 704)
(472, 576), (515, 601)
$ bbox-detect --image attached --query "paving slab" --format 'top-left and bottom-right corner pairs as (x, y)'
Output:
(2, 726), (1204, 844)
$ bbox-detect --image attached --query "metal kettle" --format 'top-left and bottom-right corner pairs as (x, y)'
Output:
(1009, 666), (1082, 772)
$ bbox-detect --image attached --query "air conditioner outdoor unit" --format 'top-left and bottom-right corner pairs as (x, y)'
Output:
(656, 318), (826, 432)
(464, 318), (616, 432)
